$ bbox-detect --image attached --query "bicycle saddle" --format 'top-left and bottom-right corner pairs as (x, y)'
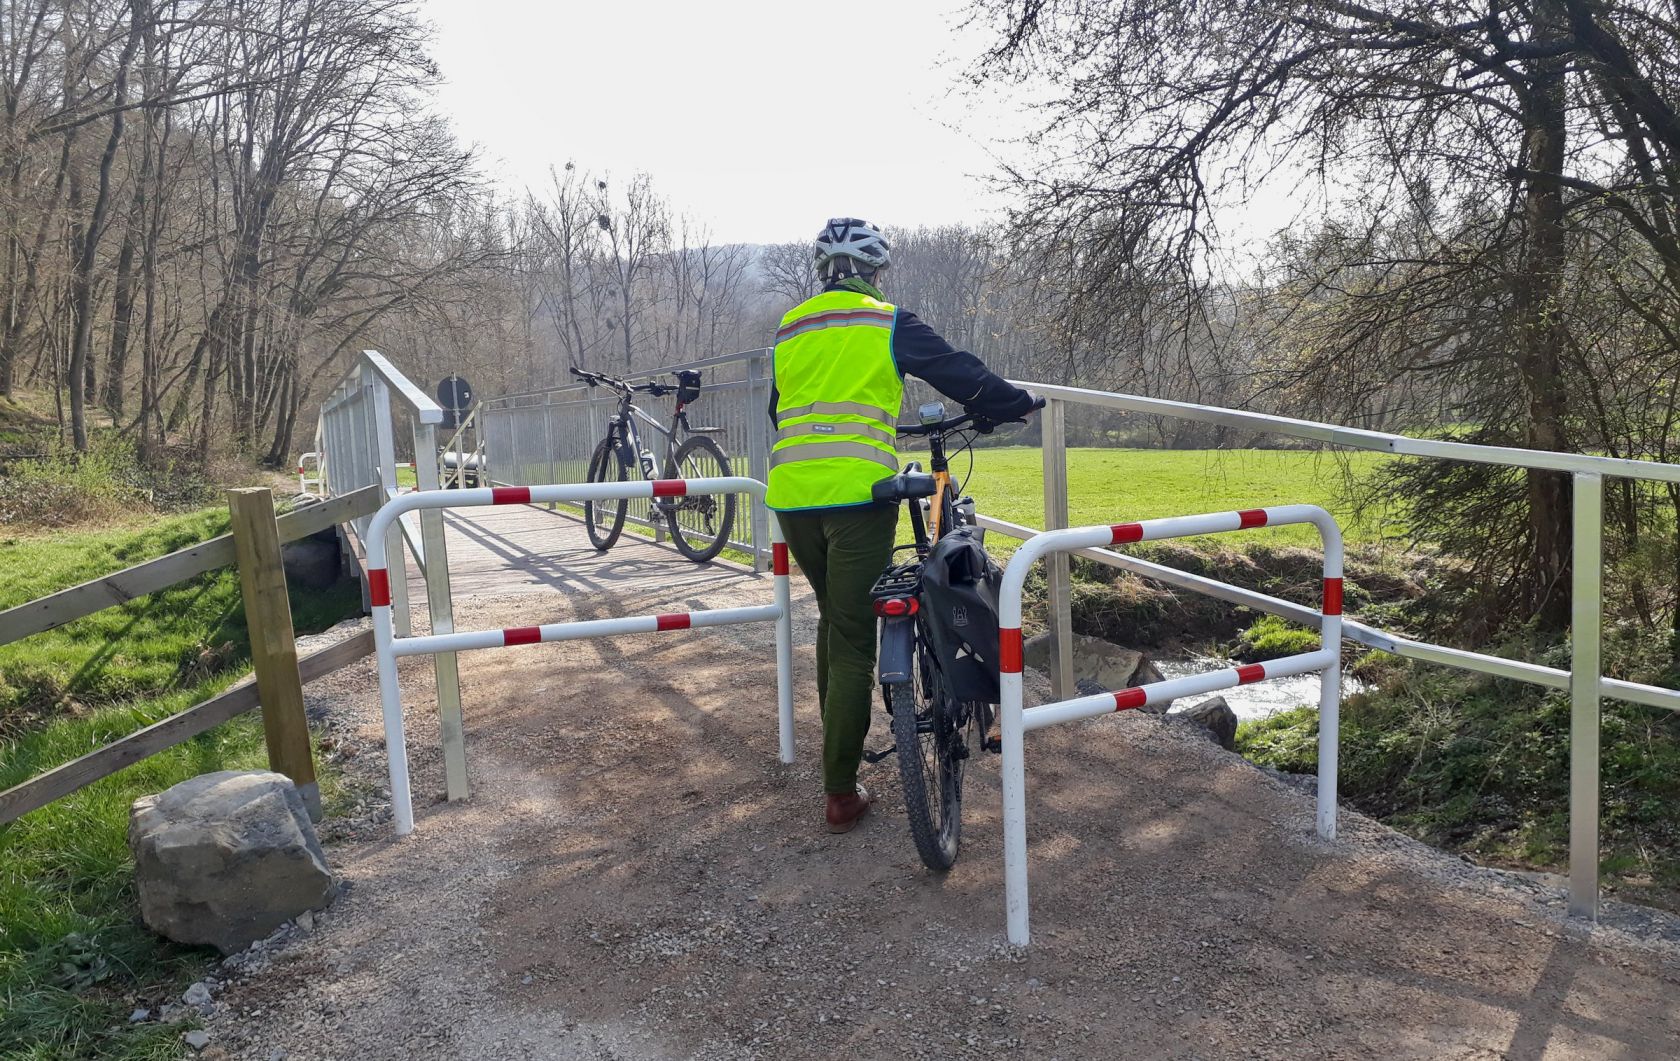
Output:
(872, 472), (938, 503)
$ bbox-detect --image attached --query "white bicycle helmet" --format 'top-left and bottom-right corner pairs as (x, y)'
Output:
(813, 217), (891, 276)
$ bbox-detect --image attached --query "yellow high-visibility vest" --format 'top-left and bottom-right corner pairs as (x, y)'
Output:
(766, 289), (904, 511)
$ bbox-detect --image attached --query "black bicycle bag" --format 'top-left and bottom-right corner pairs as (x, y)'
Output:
(919, 527), (1004, 704)
(675, 369), (702, 404)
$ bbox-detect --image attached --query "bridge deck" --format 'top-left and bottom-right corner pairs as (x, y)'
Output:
(206, 504), (1680, 1060)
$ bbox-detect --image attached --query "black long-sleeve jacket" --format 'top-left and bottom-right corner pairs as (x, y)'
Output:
(767, 306), (1036, 425)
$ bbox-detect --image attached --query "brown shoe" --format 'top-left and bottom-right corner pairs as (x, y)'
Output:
(825, 784), (872, 833)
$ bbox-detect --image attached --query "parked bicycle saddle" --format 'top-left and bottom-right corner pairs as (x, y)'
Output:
(871, 471), (938, 503)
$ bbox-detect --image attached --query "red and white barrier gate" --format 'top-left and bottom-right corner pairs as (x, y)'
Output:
(366, 476), (794, 836)
(998, 505), (1344, 946)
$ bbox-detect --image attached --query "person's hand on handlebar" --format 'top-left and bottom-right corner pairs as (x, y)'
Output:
(967, 392), (1046, 435)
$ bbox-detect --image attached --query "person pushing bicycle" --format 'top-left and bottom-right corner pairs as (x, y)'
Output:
(767, 217), (1039, 833)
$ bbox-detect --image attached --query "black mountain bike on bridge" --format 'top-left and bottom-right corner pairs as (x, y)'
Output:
(571, 366), (737, 563)
(870, 396), (1044, 870)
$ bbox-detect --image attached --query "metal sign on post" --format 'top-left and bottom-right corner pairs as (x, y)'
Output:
(436, 375), (473, 429)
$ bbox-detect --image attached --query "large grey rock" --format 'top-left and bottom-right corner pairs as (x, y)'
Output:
(129, 771), (336, 954)
(1024, 632), (1172, 711)
(281, 536), (341, 589)
(1172, 696), (1239, 750)
(1024, 633), (1140, 687)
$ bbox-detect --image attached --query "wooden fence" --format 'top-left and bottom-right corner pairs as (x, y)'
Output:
(0, 485), (383, 825)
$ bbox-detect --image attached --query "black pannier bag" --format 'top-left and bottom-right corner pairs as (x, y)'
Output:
(919, 527), (1004, 704)
(675, 369), (703, 404)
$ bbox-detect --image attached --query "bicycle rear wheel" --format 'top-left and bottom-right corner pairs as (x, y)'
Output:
(886, 641), (966, 871)
(662, 434), (736, 563)
(584, 437), (629, 551)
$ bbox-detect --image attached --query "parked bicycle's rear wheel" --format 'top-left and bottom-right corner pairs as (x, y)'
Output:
(584, 437), (629, 550)
(662, 435), (736, 563)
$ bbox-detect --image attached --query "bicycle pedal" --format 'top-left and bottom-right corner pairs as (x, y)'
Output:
(861, 745), (897, 764)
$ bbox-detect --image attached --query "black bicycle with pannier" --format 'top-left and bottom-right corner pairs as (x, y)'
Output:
(870, 396), (1043, 870)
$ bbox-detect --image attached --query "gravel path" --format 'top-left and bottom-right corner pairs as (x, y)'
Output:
(197, 541), (1680, 1060)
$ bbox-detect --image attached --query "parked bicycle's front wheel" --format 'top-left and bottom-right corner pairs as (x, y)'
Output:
(662, 434), (736, 563)
(584, 437), (629, 551)
(886, 643), (967, 871)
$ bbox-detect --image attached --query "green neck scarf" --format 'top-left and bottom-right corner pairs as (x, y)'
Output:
(829, 275), (885, 301)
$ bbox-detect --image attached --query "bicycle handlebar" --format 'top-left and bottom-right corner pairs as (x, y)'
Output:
(569, 366), (676, 398)
(895, 395), (1047, 438)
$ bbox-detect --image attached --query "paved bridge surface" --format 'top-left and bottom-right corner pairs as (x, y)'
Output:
(203, 504), (1680, 1060)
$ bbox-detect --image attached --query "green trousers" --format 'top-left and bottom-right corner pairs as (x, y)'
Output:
(777, 504), (899, 795)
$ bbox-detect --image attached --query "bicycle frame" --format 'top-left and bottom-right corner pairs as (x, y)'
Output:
(603, 387), (682, 480)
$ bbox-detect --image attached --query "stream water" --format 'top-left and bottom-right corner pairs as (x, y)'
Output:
(1154, 656), (1366, 723)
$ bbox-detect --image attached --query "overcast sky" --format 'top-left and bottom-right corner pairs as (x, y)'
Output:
(422, 0), (1031, 245)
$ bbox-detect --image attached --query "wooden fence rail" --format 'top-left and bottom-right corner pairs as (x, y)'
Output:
(0, 483), (388, 826)
(0, 484), (382, 646)
(0, 630), (373, 825)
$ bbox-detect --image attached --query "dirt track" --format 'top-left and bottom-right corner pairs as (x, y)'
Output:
(202, 514), (1680, 1060)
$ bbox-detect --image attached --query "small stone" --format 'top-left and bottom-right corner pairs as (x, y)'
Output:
(268, 1049), (287, 1061)
(183, 982), (213, 1010)
(183, 1029), (211, 1051)
(520, 975), (533, 985)
(129, 1007), (151, 1023)
(295, 910), (314, 932)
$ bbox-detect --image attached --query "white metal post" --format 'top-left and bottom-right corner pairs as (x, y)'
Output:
(772, 515), (795, 763)
(1316, 521), (1346, 841)
(1569, 472), (1603, 920)
(1000, 661), (1030, 946)
(413, 418), (469, 802)
(371, 598), (416, 836)
(1041, 399), (1075, 699)
(747, 351), (771, 571)
(371, 377), (412, 638)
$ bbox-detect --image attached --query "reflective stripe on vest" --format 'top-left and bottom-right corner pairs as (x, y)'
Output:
(776, 399), (896, 425)
(770, 440), (900, 472)
(775, 420), (896, 446)
(767, 289), (905, 510)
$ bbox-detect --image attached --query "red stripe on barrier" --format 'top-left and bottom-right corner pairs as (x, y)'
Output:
(656, 612), (691, 631)
(652, 479), (687, 497)
(1236, 663), (1266, 684)
(492, 486), (531, 505)
(368, 568), (391, 608)
(1323, 577), (1344, 616)
(502, 626), (542, 646)
(1110, 523), (1144, 544)
(1113, 687), (1148, 711)
(1238, 509), (1268, 529)
(772, 542), (790, 576)
(999, 627), (1023, 674)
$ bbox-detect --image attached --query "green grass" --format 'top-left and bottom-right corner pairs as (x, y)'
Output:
(950, 446), (1396, 548)
(0, 509), (355, 734)
(1238, 632), (1680, 910)
(0, 510), (361, 1057)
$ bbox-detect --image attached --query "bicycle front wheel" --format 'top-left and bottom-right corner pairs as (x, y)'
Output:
(886, 645), (965, 871)
(584, 437), (629, 551)
(662, 434), (736, 563)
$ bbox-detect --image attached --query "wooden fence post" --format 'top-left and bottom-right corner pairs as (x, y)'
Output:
(228, 488), (320, 820)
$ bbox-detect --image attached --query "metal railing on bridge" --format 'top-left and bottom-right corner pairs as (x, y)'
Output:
(314, 349), (469, 800)
(475, 349), (1680, 925)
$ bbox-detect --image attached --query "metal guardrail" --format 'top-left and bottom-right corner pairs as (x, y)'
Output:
(478, 348), (1680, 924)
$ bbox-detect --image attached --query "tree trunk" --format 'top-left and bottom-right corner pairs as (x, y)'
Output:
(1515, 0), (1574, 634)
(66, 16), (138, 450)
